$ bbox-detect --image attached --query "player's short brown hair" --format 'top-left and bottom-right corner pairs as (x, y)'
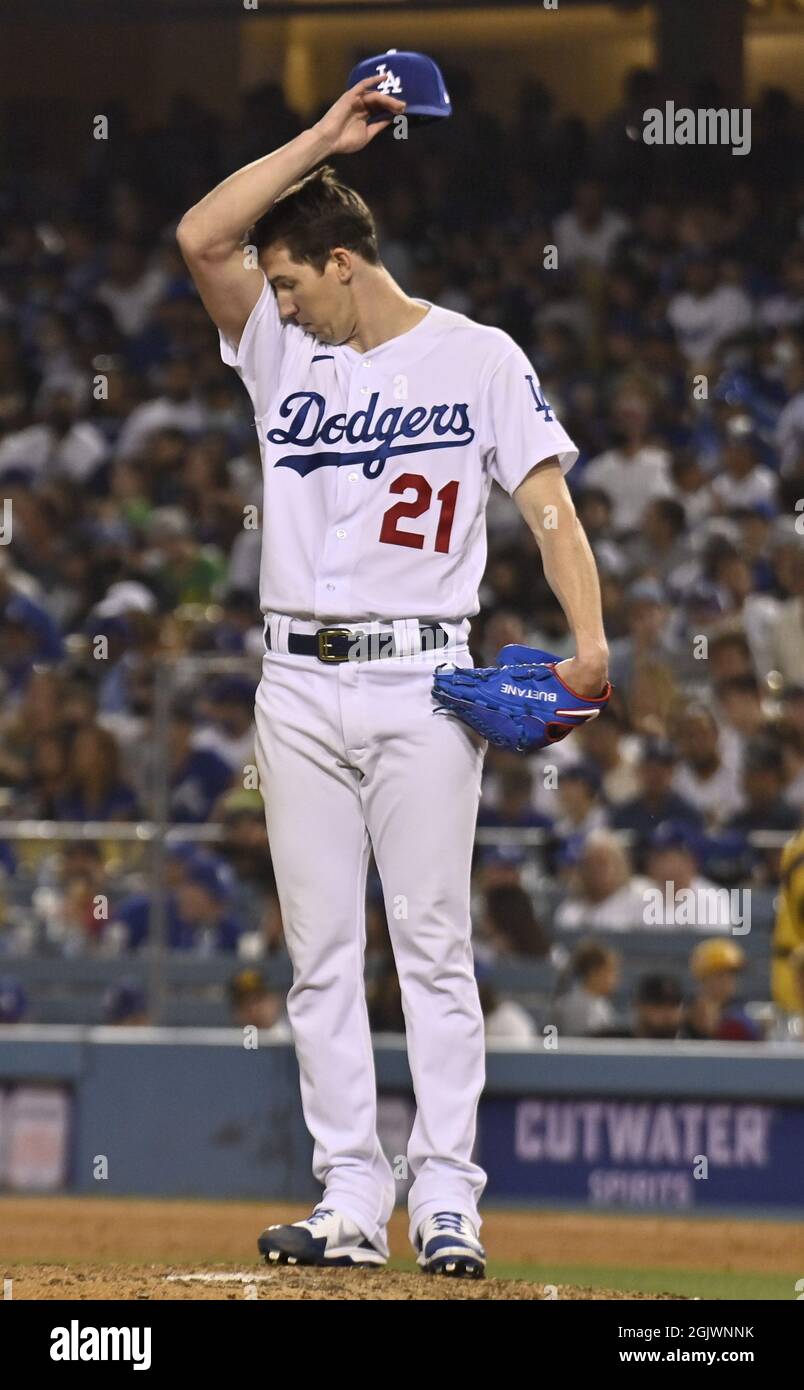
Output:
(252, 165), (380, 272)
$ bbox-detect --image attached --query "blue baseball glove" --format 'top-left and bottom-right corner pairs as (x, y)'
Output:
(432, 645), (612, 753)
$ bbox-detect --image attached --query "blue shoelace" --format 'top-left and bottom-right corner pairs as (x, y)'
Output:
(432, 1212), (467, 1233)
(307, 1208), (334, 1226)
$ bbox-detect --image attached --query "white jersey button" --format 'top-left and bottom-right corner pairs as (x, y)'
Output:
(348, 472), (359, 482)
(336, 528), (347, 539)
(360, 386), (370, 395)
(326, 583), (335, 592)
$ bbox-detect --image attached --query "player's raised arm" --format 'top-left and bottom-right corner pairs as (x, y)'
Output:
(513, 458), (609, 696)
(176, 75), (406, 347)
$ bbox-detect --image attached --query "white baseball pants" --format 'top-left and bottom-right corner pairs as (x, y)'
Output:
(253, 617), (487, 1254)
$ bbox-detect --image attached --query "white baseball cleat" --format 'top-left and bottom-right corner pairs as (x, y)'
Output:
(415, 1211), (486, 1279)
(257, 1207), (387, 1268)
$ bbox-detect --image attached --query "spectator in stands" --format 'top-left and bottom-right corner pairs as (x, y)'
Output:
(707, 631), (757, 684)
(644, 821), (736, 931)
(108, 844), (191, 952)
(13, 732), (70, 819)
(481, 883), (549, 959)
(140, 505), (226, 607)
(0, 380), (106, 486)
(670, 450), (714, 529)
(666, 247), (753, 368)
(607, 579), (678, 696)
(553, 762), (608, 841)
(681, 938), (761, 1041)
(721, 731), (798, 882)
(52, 725), (140, 822)
(474, 844), (528, 898)
(574, 487), (615, 549)
(552, 178), (630, 272)
(168, 705), (233, 823)
(625, 655), (683, 739)
(179, 437), (248, 548)
(172, 853), (242, 953)
(710, 546), (779, 663)
(0, 590), (64, 695)
(94, 240), (169, 340)
(31, 838), (95, 897)
(552, 939), (620, 1037)
(51, 845), (113, 954)
(200, 587), (262, 657)
(215, 790), (282, 949)
(195, 675), (256, 775)
(228, 967), (290, 1039)
(727, 735), (799, 835)
(582, 383), (672, 536)
(599, 973), (684, 1040)
(765, 539), (804, 686)
(0, 667), (66, 782)
(554, 830), (649, 932)
(714, 674), (766, 744)
(574, 701), (640, 808)
(625, 496), (690, 585)
(710, 416), (778, 514)
(217, 789), (273, 884)
(474, 958), (537, 1043)
(730, 503), (776, 595)
(611, 738), (701, 854)
(672, 704), (742, 826)
(477, 762), (553, 832)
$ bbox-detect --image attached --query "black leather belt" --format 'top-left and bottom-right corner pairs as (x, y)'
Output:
(264, 623), (450, 663)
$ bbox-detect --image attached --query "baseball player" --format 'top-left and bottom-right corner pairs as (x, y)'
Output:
(177, 71), (609, 1278)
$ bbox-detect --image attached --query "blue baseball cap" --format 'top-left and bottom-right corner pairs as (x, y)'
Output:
(346, 50), (452, 124)
(185, 852), (234, 904)
(648, 821), (701, 858)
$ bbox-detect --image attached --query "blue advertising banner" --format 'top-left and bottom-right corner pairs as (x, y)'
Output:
(479, 1097), (804, 1211)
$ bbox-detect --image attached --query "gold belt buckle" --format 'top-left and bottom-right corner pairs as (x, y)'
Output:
(316, 627), (353, 663)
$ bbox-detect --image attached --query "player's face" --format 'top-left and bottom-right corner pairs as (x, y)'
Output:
(263, 244), (351, 345)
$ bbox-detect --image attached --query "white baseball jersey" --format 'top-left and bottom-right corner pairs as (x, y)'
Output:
(220, 272), (578, 624)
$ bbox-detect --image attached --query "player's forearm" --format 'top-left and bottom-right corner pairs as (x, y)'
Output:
(514, 462), (608, 676)
(537, 517), (608, 670)
(176, 127), (333, 259)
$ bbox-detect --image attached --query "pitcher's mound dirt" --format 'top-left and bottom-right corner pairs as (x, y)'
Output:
(3, 1198), (800, 1300)
(9, 1264), (686, 1300)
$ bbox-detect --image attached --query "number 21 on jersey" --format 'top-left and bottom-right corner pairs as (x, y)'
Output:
(379, 473), (459, 552)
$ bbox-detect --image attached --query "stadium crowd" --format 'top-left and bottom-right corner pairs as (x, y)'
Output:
(0, 67), (802, 1041)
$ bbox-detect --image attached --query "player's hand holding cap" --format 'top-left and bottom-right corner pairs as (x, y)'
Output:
(346, 50), (452, 125)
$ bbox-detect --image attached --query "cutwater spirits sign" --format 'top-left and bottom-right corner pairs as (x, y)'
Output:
(479, 1098), (804, 1211)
